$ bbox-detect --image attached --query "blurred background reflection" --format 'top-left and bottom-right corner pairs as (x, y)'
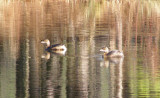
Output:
(0, 0), (160, 98)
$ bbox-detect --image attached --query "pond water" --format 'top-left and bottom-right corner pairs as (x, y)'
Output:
(0, 0), (160, 98)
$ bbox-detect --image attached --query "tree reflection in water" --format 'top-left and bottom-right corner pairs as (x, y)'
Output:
(0, 0), (159, 98)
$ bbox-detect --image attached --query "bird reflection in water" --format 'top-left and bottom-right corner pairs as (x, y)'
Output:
(100, 55), (124, 68)
(99, 53), (124, 98)
(41, 51), (67, 60)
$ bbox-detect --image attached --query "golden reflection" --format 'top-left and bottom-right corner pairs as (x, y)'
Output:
(0, 0), (160, 98)
(78, 40), (89, 97)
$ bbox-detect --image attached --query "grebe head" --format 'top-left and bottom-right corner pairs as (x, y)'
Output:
(100, 47), (109, 53)
(41, 39), (50, 47)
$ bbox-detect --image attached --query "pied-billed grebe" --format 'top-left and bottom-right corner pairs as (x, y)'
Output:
(41, 39), (67, 52)
(100, 47), (124, 58)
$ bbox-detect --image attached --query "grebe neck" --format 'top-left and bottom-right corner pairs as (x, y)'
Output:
(46, 41), (50, 47)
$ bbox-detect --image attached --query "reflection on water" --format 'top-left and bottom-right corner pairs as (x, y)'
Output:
(0, 0), (160, 98)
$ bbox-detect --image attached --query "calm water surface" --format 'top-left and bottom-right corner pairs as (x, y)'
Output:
(0, 1), (160, 98)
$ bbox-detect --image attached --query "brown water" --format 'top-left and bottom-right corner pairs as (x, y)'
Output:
(0, 0), (160, 98)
